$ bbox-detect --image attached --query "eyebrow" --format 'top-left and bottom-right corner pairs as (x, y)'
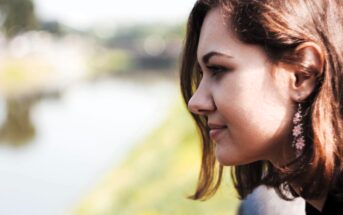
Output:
(202, 51), (234, 64)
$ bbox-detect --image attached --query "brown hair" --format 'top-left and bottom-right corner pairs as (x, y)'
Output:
(180, 0), (343, 201)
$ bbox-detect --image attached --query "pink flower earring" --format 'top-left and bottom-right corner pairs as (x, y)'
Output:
(292, 103), (305, 157)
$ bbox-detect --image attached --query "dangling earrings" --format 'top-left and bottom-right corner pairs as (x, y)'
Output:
(292, 103), (305, 157)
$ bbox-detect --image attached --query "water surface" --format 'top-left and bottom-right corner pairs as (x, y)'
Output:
(0, 78), (176, 215)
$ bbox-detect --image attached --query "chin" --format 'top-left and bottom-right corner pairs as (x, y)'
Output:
(215, 149), (255, 166)
(215, 151), (240, 166)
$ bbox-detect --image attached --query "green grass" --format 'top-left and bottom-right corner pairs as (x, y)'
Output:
(71, 97), (240, 215)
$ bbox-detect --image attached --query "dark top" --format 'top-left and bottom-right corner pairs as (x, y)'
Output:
(305, 192), (343, 215)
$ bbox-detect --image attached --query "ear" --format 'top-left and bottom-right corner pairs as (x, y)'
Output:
(288, 42), (324, 102)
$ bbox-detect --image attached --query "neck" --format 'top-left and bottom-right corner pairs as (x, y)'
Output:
(268, 136), (329, 211)
(269, 152), (328, 212)
(268, 139), (297, 168)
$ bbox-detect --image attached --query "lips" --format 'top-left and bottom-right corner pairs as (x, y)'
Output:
(208, 123), (227, 141)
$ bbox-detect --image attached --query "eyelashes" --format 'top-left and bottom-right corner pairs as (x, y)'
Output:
(206, 65), (231, 76)
(196, 61), (232, 77)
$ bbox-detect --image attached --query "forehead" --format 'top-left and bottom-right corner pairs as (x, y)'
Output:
(197, 7), (238, 61)
(197, 7), (270, 66)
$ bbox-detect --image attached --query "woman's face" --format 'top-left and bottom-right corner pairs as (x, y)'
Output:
(188, 7), (296, 166)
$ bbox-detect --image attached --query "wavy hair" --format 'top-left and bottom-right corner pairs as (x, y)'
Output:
(180, 0), (343, 201)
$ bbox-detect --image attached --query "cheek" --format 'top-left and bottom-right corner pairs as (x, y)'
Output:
(213, 73), (291, 152)
(214, 72), (267, 126)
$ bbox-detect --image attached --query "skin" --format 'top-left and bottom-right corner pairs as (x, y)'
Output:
(189, 7), (296, 167)
(188, 7), (326, 211)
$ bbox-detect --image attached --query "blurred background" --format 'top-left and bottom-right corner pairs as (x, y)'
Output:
(0, 0), (240, 214)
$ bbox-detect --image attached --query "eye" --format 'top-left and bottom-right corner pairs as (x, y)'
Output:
(206, 65), (230, 76)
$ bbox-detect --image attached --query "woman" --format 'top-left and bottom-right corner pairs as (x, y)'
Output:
(180, 0), (343, 214)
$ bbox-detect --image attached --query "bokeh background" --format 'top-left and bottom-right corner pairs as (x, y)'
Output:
(0, 0), (240, 214)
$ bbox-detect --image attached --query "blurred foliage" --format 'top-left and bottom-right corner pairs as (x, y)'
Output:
(0, 97), (36, 145)
(89, 49), (133, 77)
(0, 0), (38, 38)
(108, 23), (185, 43)
(105, 23), (184, 55)
(39, 20), (91, 36)
(89, 23), (185, 76)
(0, 57), (53, 146)
(71, 98), (240, 215)
(40, 21), (63, 36)
(105, 24), (184, 74)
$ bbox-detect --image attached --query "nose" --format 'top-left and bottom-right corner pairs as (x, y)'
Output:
(188, 83), (215, 115)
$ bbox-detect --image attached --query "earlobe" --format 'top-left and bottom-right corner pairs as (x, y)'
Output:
(289, 42), (324, 102)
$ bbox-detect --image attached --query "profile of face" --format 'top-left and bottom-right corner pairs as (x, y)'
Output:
(188, 7), (297, 166)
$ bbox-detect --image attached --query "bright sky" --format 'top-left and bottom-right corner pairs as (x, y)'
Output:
(34, 0), (197, 29)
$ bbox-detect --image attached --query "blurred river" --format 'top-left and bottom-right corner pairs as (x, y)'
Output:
(0, 77), (176, 215)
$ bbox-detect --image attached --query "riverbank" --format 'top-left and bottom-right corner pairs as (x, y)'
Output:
(71, 97), (240, 215)
(0, 78), (176, 215)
